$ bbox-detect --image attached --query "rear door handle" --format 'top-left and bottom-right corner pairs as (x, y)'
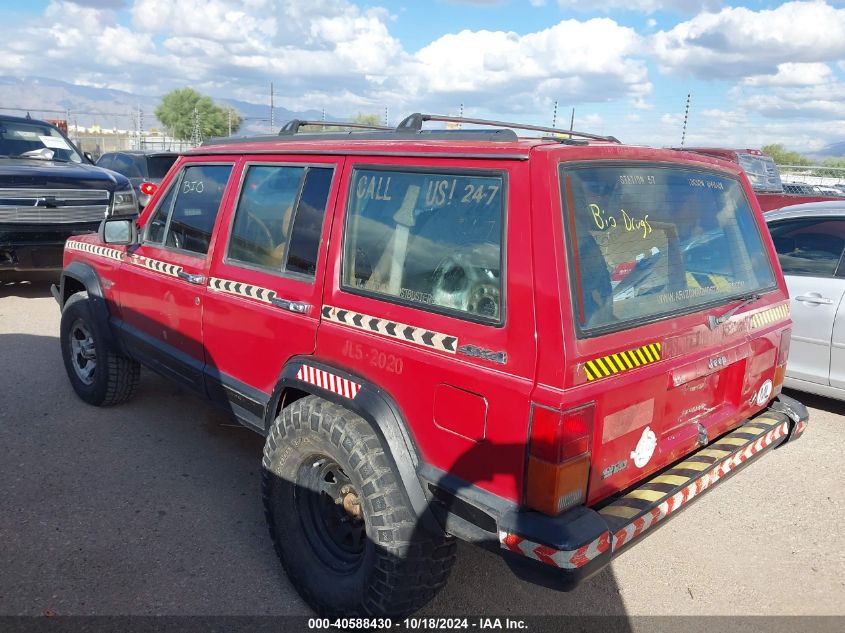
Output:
(177, 271), (206, 285)
(270, 296), (311, 314)
(795, 294), (834, 305)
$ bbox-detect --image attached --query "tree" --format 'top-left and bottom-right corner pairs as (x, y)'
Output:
(761, 143), (810, 166)
(350, 112), (383, 126)
(155, 88), (242, 141)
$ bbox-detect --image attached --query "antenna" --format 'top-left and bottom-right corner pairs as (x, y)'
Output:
(384, 106), (389, 127)
(552, 100), (558, 128)
(680, 93), (692, 148)
(569, 107), (575, 132)
(190, 107), (202, 146)
(269, 82), (275, 133)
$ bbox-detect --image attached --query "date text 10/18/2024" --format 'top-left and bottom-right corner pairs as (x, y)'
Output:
(308, 617), (529, 630)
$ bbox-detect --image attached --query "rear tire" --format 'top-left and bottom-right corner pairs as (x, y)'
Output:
(60, 292), (140, 406)
(262, 395), (456, 617)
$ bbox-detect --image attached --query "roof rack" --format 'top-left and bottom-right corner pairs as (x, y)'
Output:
(396, 113), (620, 144)
(201, 112), (618, 146)
(278, 119), (393, 134)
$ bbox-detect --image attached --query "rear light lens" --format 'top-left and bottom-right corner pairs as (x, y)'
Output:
(525, 403), (594, 516)
(773, 328), (791, 394)
(140, 182), (157, 197)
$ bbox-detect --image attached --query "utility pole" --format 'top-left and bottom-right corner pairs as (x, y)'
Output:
(680, 93), (692, 148)
(552, 101), (558, 128)
(270, 82), (275, 133)
(138, 105), (144, 150)
(190, 107), (202, 147)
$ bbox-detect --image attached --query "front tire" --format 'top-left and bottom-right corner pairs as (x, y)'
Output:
(262, 396), (456, 617)
(60, 292), (140, 406)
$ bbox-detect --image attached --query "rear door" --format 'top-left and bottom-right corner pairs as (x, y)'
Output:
(768, 216), (845, 386)
(201, 157), (341, 428)
(555, 161), (787, 504)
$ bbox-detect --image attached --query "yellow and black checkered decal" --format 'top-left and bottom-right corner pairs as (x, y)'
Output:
(750, 303), (790, 329)
(583, 342), (662, 382)
(598, 415), (786, 530)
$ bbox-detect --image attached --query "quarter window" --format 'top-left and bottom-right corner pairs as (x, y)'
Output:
(342, 169), (504, 322)
(227, 165), (333, 277)
(769, 218), (845, 277)
(144, 164), (233, 255)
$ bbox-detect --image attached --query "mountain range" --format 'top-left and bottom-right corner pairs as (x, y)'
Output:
(0, 75), (334, 135)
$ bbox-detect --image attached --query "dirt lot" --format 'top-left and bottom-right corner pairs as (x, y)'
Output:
(1, 279), (843, 619)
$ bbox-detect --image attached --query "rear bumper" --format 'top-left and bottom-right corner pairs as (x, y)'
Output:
(466, 398), (807, 589)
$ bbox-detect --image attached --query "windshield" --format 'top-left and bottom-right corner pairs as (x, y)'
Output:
(0, 119), (83, 163)
(560, 164), (777, 335)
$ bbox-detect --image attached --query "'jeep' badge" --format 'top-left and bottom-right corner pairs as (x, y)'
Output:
(631, 426), (657, 468)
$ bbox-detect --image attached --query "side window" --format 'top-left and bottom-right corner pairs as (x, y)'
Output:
(770, 218), (845, 277)
(342, 168), (504, 322)
(144, 164), (233, 254)
(96, 154), (114, 170)
(227, 165), (332, 277)
(145, 182), (177, 244)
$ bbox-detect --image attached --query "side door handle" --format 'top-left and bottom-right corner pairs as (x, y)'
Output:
(270, 296), (312, 314)
(177, 271), (206, 285)
(795, 294), (834, 305)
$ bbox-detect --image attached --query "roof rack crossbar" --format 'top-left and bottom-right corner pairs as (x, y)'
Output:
(279, 119), (393, 135)
(396, 113), (620, 144)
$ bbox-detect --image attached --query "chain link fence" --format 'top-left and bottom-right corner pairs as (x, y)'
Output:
(776, 164), (845, 196)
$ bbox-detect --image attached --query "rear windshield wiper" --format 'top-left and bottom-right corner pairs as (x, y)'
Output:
(707, 293), (762, 330)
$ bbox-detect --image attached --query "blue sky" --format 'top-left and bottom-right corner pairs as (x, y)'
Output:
(2, 1), (845, 151)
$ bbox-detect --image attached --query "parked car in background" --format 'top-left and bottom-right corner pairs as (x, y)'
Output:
(0, 114), (136, 281)
(677, 147), (842, 211)
(766, 201), (845, 399)
(96, 150), (178, 210)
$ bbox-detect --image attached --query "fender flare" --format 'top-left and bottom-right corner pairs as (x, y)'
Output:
(266, 357), (444, 536)
(59, 260), (117, 349)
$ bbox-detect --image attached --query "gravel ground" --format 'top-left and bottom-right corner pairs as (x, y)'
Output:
(1, 279), (842, 620)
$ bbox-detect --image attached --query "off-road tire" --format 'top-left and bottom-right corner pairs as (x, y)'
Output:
(60, 291), (140, 406)
(262, 395), (456, 617)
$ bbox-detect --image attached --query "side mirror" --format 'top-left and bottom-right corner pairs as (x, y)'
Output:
(84, 152), (95, 163)
(98, 217), (138, 245)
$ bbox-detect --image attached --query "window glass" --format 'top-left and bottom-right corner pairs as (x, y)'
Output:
(164, 164), (232, 254)
(287, 168), (333, 276)
(228, 165), (303, 270)
(96, 154), (114, 170)
(769, 218), (845, 277)
(113, 154), (142, 179)
(0, 118), (83, 163)
(561, 165), (776, 335)
(147, 155), (178, 180)
(343, 169), (504, 322)
(145, 182), (177, 244)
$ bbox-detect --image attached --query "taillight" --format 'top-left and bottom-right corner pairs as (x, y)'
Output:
(773, 328), (791, 394)
(525, 403), (593, 516)
(140, 182), (157, 196)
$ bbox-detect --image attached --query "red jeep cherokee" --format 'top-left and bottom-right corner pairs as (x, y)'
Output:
(53, 114), (808, 617)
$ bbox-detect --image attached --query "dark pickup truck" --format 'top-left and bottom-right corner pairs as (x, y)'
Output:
(1, 114), (136, 279)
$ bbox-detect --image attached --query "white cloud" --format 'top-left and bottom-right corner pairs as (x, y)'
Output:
(405, 19), (650, 112)
(653, 1), (845, 79)
(743, 62), (834, 87)
(555, 0), (720, 14)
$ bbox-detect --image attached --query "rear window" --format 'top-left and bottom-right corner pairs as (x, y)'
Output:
(147, 155), (178, 180)
(737, 153), (782, 193)
(560, 164), (776, 336)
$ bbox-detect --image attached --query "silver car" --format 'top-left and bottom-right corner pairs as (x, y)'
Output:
(766, 201), (845, 399)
